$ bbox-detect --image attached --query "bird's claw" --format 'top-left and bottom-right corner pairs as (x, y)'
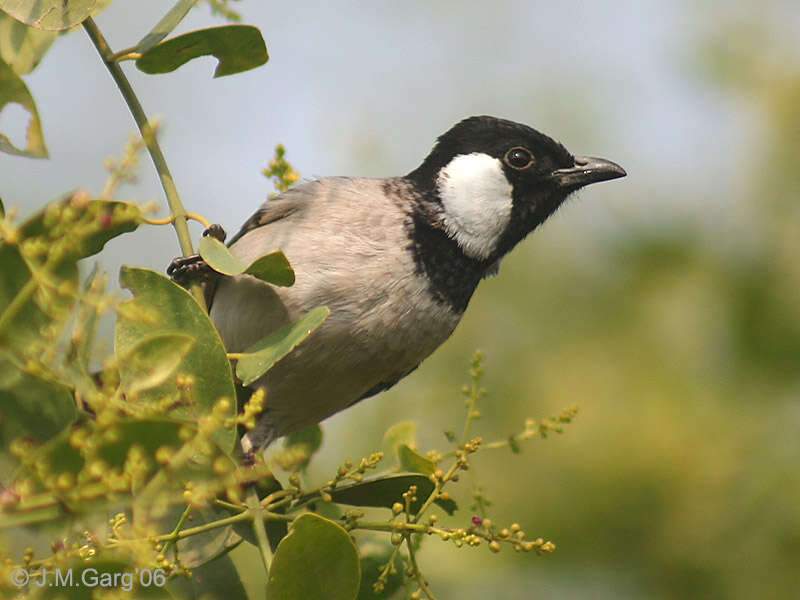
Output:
(167, 224), (228, 287)
(202, 223), (227, 243)
(167, 254), (215, 287)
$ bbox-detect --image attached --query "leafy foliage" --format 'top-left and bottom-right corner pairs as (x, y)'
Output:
(198, 235), (294, 285)
(0, 0), (102, 31)
(135, 25), (268, 77)
(235, 305), (330, 386)
(0, 57), (47, 157)
(263, 144), (301, 194)
(134, 0), (200, 55)
(0, 12), (57, 75)
(0, 3), (577, 599)
(266, 514), (360, 600)
(116, 266), (237, 452)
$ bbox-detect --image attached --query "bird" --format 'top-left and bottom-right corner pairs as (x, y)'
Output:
(168, 115), (626, 454)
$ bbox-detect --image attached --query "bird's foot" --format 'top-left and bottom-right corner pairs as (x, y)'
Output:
(203, 223), (227, 243)
(166, 224), (228, 287)
(167, 254), (215, 287)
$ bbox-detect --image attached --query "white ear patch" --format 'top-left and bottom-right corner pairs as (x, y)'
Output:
(436, 153), (513, 260)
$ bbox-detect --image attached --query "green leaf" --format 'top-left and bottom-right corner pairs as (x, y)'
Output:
(381, 421), (417, 465)
(5, 427), (83, 517)
(20, 418), (211, 508)
(0, 55), (46, 157)
(60, 201), (140, 257)
(70, 266), (104, 377)
(308, 497), (344, 523)
(0, 12), (58, 75)
(228, 475), (288, 551)
(380, 424), (438, 482)
(2, 415), (231, 529)
(170, 501), (243, 568)
(0, 351), (21, 388)
(19, 198), (142, 262)
(117, 267), (237, 453)
(235, 306), (330, 386)
(0, 237), (76, 356)
(198, 235), (247, 275)
(398, 444), (436, 475)
(95, 419), (187, 471)
(273, 424), (324, 472)
(0, 199), (140, 361)
(0, 196), (4, 217)
(198, 235), (294, 286)
(166, 551), (248, 600)
(284, 423), (323, 456)
(0, 0), (99, 31)
(0, 367), (76, 481)
(118, 331), (195, 396)
(244, 250), (294, 286)
(136, 25), (268, 78)
(266, 513), (360, 600)
(135, 0), (200, 54)
(329, 473), (458, 516)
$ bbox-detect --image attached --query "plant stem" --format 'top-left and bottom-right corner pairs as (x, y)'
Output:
(0, 243), (73, 339)
(246, 486), (273, 575)
(149, 510), (251, 543)
(461, 382), (479, 446)
(81, 17), (206, 309)
(406, 535), (437, 600)
(0, 277), (36, 339)
(410, 460), (459, 524)
(160, 503), (193, 557)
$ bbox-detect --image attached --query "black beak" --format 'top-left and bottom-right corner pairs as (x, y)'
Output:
(551, 155), (626, 190)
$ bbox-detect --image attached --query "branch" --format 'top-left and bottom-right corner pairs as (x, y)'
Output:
(81, 17), (206, 309)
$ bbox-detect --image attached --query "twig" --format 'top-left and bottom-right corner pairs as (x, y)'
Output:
(81, 17), (206, 309)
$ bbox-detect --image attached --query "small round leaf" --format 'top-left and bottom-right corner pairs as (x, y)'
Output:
(266, 513), (360, 600)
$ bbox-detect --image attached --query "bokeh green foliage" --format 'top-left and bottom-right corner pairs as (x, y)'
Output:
(364, 19), (797, 599)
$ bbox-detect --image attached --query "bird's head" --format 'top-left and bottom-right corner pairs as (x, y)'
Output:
(407, 115), (626, 264)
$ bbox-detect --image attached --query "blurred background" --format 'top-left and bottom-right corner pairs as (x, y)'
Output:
(2, 0), (799, 598)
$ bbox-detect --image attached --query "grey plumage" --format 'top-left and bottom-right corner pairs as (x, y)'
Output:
(187, 116), (626, 453)
(211, 178), (461, 451)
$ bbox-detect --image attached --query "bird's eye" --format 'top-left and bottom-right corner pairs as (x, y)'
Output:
(504, 147), (534, 170)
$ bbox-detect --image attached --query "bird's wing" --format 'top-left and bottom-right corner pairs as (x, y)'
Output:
(208, 179), (347, 352)
(203, 186), (309, 310)
(227, 181), (320, 246)
(349, 363), (421, 407)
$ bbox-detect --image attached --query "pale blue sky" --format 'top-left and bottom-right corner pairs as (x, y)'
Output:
(3, 0), (794, 275)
